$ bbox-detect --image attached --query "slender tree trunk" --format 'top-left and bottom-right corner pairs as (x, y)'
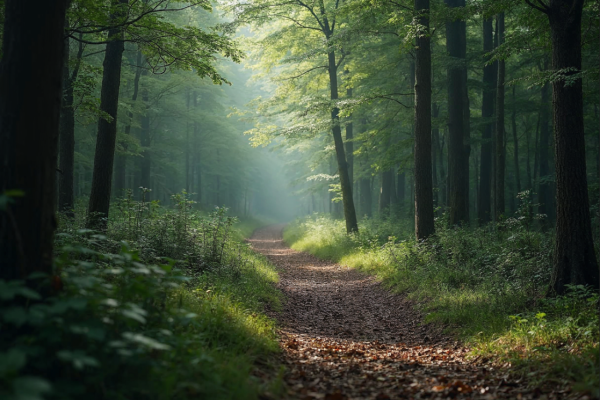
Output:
(379, 169), (392, 213)
(317, 4), (359, 232)
(414, 0), (435, 239)
(432, 104), (440, 210)
(359, 162), (372, 217)
(511, 85), (521, 194)
(445, 0), (469, 225)
(541, 0), (599, 294)
(538, 75), (552, 220)
(58, 35), (77, 217)
(0, 0), (69, 280)
(494, 12), (505, 221)
(87, 0), (129, 229)
(525, 113), (534, 190)
(478, 17), (494, 224)
(185, 89), (190, 193)
(139, 86), (151, 197)
(345, 73), (354, 188)
(115, 50), (143, 195)
(327, 50), (358, 231)
(438, 130), (446, 210)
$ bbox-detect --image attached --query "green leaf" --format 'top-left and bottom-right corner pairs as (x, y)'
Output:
(12, 376), (51, 400)
(0, 349), (27, 374)
(57, 350), (99, 370)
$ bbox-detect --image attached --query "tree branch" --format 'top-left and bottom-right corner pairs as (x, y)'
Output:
(524, 0), (549, 14)
(280, 65), (328, 80)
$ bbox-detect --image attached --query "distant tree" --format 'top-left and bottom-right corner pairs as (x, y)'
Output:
(413, 0), (434, 239)
(114, 49), (143, 195)
(0, 0), (69, 280)
(478, 16), (495, 224)
(445, 0), (469, 225)
(58, 28), (84, 218)
(233, 0), (359, 233)
(526, 0), (599, 294)
(88, 0), (129, 229)
(494, 12), (505, 221)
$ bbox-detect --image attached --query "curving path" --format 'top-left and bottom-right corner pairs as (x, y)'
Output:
(249, 225), (563, 400)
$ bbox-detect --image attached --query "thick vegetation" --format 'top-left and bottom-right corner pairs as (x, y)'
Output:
(1, 192), (282, 400)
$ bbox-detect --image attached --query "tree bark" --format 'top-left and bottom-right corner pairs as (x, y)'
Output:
(379, 169), (392, 213)
(327, 50), (358, 232)
(345, 75), (354, 188)
(511, 85), (521, 194)
(0, 0), (69, 280)
(414, 0), (435, 239)
(478, 17), (494, 224)
(541, 0), (599, 294)
(494, 12), (505, 221)
(432, 104), (440, 210)
(58, 29), (84, 217)
(318, 4), (358, 232)
(87, 0), (129, 229)
(445, 0), (469, 225)
(139, 85), (151, 197)
(114, 50), (143, 195)
(538, 75), (552, 220)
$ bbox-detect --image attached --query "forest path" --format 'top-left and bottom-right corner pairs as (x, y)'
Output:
(248, 225), (540, 400)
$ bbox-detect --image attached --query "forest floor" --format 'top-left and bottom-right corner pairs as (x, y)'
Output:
(248, 225), (577, 400)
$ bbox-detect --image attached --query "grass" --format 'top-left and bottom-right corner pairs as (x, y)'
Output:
(283, 212), (599, 396)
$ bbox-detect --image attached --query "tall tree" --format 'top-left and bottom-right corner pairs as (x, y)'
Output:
(87, 0), (130, 229)
(526, 0), (599, 294)
(413, 0), (435, 239)
(0, 0), (69, 280)
(494, 12), (505, 221)
(58, 31), (84, 217)
(234, 0), (359, 232)
(511, 86), (521, 195)
(478, 17), (494, 224)
(139, 80), (151, 196)
(445, 0), (469, 225)
(114, 50), (143, 195)
(538, 67), (552, 221)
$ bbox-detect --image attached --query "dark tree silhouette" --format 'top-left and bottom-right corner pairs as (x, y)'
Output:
(0, 0), (70, 280)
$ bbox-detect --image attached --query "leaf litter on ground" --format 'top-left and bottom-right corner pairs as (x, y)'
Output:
(248, 225), (590, 400)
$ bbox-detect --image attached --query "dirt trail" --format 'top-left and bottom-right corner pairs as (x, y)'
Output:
(248, 225), (561, 400)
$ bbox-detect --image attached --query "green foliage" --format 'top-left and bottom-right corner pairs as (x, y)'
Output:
(1, 200), (281, 400)
(284, 212), (599, 395)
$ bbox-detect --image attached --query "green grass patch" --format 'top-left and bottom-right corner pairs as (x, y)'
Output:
(284, 213), (599, 396)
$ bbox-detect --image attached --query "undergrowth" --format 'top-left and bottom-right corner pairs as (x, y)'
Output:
(283, 193), (599, 396)
(0, 190), (282, 400)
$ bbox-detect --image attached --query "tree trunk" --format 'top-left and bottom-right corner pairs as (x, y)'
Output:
(87, 0), (129, 229)
(379, 169), (392, 214)
(114, 50), (143, 196)
(58, 37), (76, 217)
(139, 86), (151, 197)
(432, 104), (440, 210)
(0, 0), (69, 280)
(345, 76), (354, 188)
(414, 0), (435, 239)
(327, 49), (358, 232)
(359, 160), (372, 217)
(478, 17), (494, 224)
(511, 85), (521, 195)
(543, 0), (599, 294)
(494, 12), (505, 221)
(538, 75), (552, 220)
(445, 0), (469, 225)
